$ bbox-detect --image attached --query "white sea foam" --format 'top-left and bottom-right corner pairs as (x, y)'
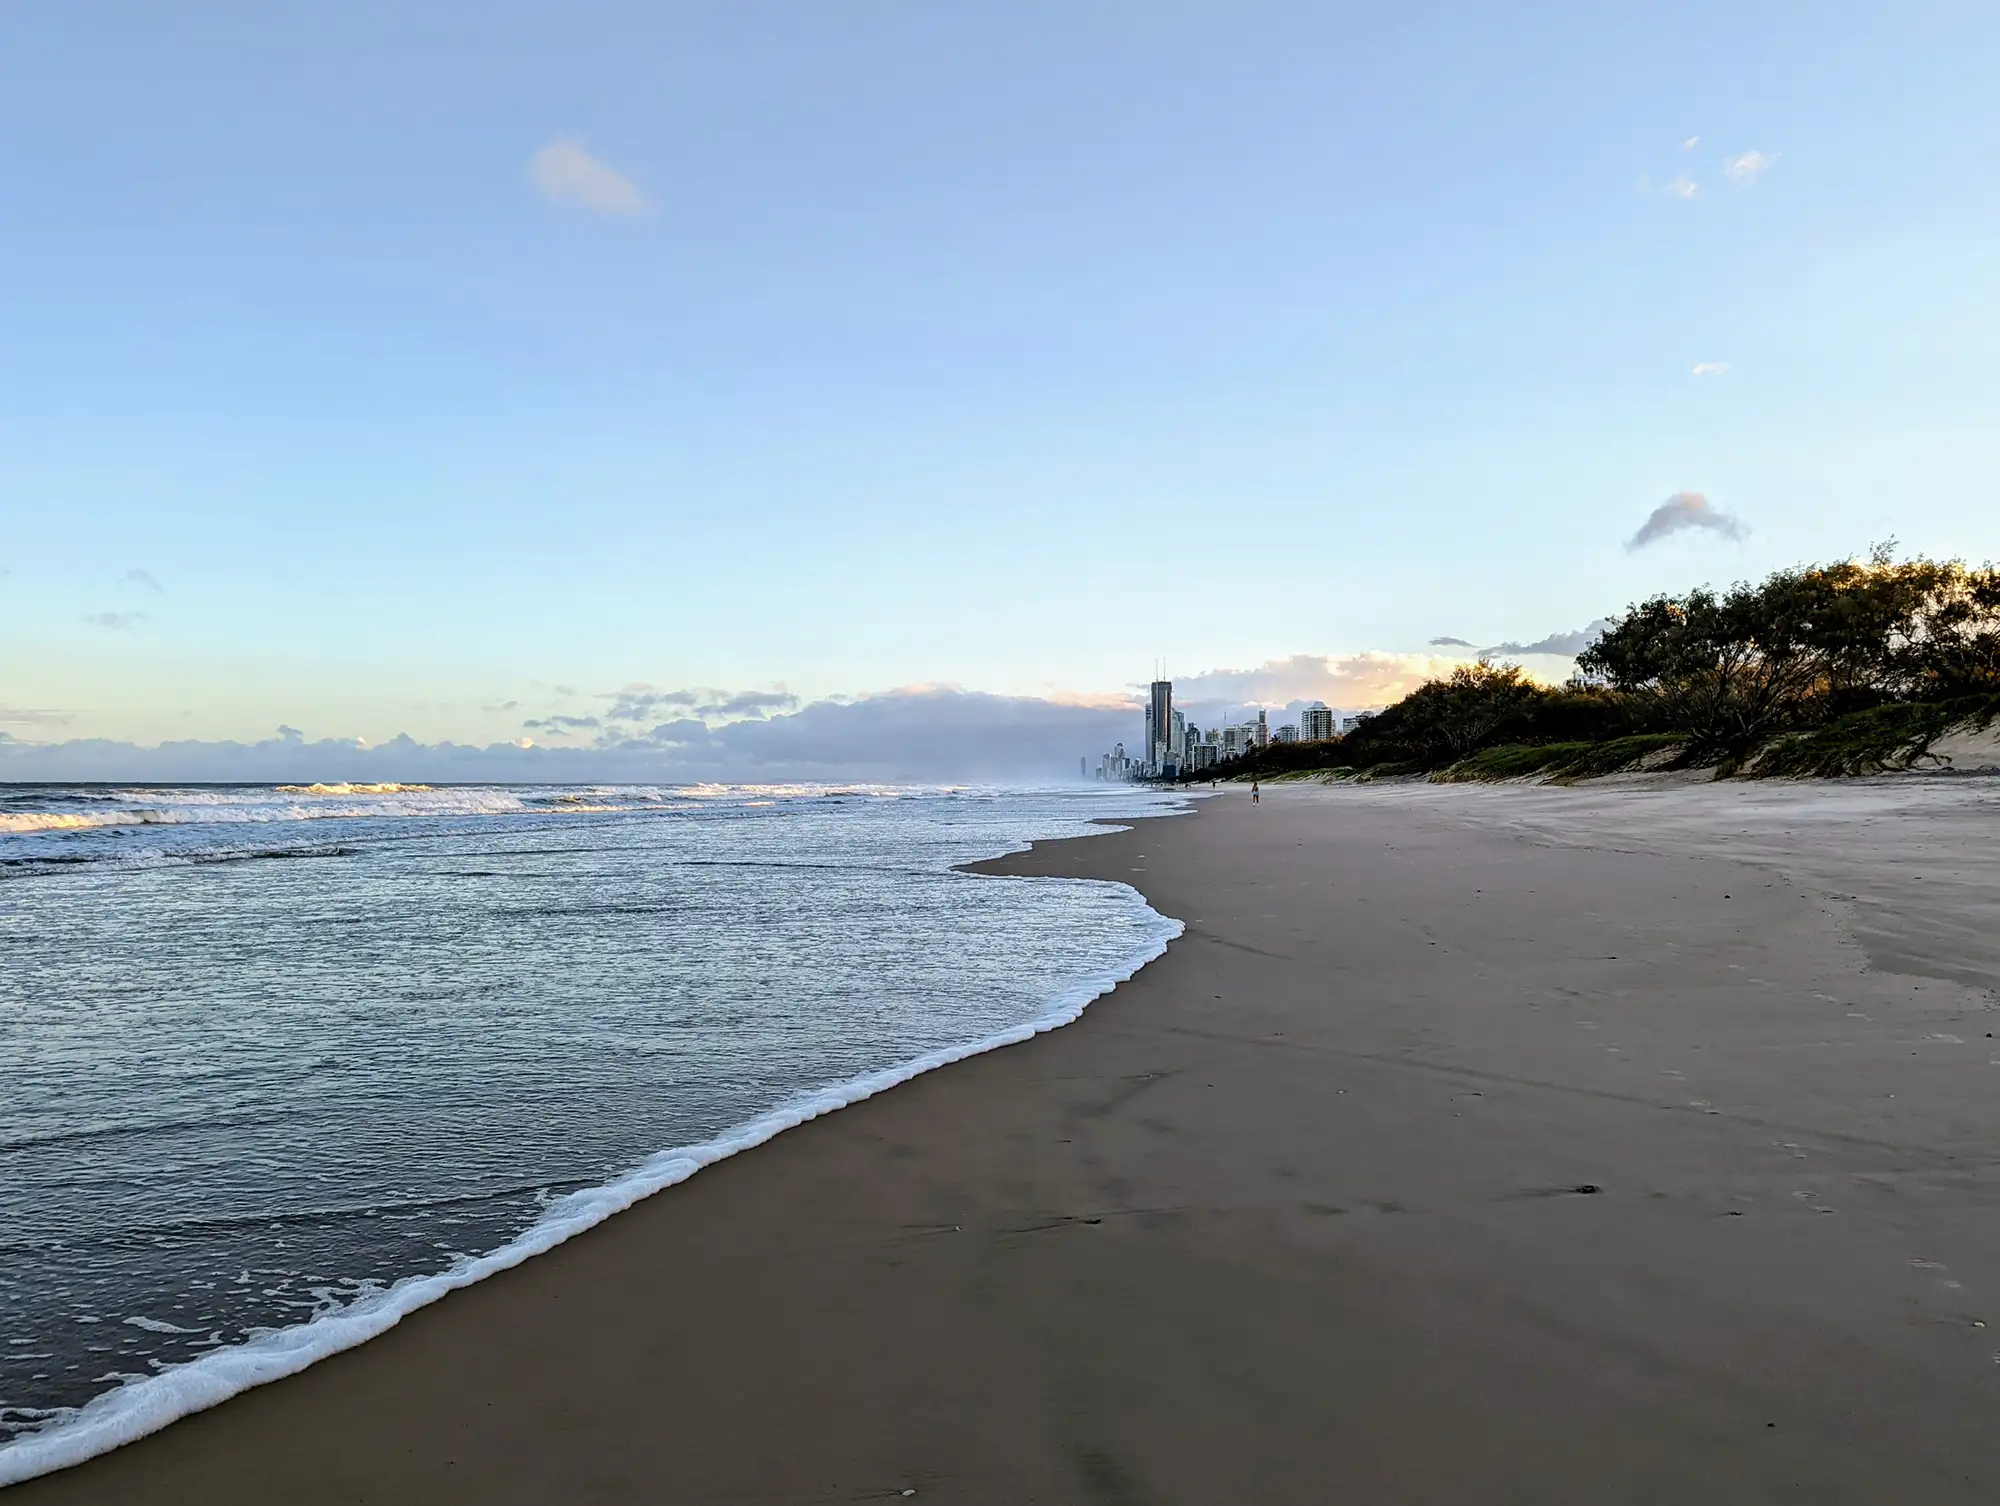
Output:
(0, 883), (1181, 1488)
(0, 812), (171, 834)
(0, 783), (936, 842)
(120, 1318), (203, 1336)
(1, 788), (543, 839)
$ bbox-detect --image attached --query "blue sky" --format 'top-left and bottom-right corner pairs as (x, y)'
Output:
(4, 2), (1998, 770)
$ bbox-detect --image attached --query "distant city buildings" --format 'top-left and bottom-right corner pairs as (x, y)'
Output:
(1091, 676), (1369, 779)
(1096, 741), (1139, 780)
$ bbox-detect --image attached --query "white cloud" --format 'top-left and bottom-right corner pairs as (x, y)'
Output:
(1170, 652), (1474, 722)
(1691, 361), (1731, 377)
(528, 137), (650, 216)
(1627, 491), (1749, 549)
(1662, 174), (1699, 200)
(1723, 149), (1778, 187)
(1683, 136), (1700, 150)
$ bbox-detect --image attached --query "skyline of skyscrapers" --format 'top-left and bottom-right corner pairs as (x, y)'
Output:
(1096, 678), (1344, 781)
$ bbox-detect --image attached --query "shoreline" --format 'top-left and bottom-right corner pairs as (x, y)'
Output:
(17, 783), (2000, 1502)
(1, 801), (1184, 1490)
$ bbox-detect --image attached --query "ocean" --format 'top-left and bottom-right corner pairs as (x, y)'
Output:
(0, 781), (1182, 1484)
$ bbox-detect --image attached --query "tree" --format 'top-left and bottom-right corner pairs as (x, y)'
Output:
(1575, 549), (2000, 752)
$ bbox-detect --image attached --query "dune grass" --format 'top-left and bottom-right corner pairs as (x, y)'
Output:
(1433, 733), (1687, 784)
(1750, 694), (2000, 778)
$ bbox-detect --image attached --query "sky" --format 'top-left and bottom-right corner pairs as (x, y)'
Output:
(4, 2), (1998, 779)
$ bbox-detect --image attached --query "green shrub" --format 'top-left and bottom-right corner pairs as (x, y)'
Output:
(1435, 733), (1686, 783)
(1751, 694), (2000, 778)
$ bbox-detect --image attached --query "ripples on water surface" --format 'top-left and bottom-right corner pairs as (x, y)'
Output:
(0, 782), (1179, 1465)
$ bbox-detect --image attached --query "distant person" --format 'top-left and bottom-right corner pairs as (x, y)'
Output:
(1251, 780), (1260, 805)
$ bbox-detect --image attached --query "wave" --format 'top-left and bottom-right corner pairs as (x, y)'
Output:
(0, 888), (1183, 1488)
(0, 811), (174, 834)
(0, 790), (537, 835)
(272, 783), (432, 796)
(0, 844), (357, 881)
(0, 784), (907, 840)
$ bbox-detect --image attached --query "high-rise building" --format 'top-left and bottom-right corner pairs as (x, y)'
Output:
(1273, 724), (1299, 744)
(1148, 679), (1174, 774)
(1341, 712), (1377, 734)
(1300, 702), (1336, 741)
(1254, 708), (1269, 748)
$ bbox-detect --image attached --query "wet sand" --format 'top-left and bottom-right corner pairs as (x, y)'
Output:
(17, 782), (2000, 1503)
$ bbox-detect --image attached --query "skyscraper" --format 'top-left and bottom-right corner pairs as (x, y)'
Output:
(1149, 679), (1174, 774)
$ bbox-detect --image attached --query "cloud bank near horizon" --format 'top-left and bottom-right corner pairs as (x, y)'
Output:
(0, 653), (1478, 782)
(0, 689), (1139, 784)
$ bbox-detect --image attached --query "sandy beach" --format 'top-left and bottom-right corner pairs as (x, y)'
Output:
(17, 779), (2000, 1504)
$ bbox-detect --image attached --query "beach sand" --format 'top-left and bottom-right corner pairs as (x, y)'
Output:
(18, 781), (2000, 1503)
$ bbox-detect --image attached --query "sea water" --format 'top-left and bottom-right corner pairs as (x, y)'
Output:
(0, 782), (1182, 1483)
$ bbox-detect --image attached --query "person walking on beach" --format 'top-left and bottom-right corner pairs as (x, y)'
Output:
(1251, 780), (1260, 804)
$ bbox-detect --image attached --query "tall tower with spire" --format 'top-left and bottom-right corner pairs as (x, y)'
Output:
(1148, 675), (1174, 775)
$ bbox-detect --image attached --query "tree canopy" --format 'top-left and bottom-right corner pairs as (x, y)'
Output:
(1174, 547), (2000, 781)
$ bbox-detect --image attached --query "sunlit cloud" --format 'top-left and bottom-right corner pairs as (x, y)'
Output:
(1172, 651), (1476, 715)
(1662, 174), (1699, 200)
(1691, 361), (1731, 377)
(528, 136), (650, 216)
(1628, 491), (1748, 549)
(1682, 135), (1700, 150)
(1723, 149), (1778, 187)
